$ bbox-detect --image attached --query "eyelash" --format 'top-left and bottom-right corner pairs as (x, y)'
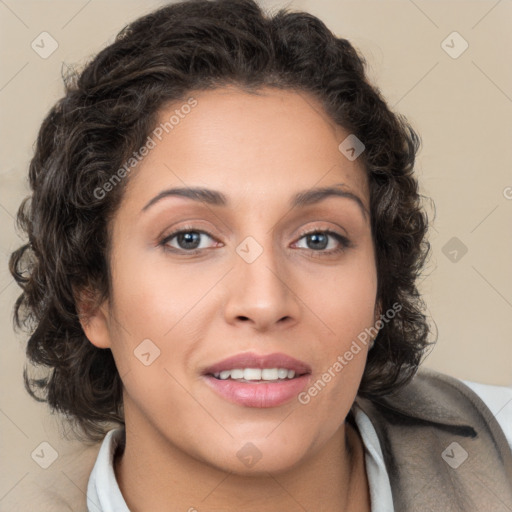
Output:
(158, 225), (352, 257)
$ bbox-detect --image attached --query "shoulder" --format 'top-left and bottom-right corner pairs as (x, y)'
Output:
(355, 367), (512, 458)
(366, 368), (509, 421)
(354, 368), (512, 511)
(407, 369), (512, 441)
(462, 379), (512, 451)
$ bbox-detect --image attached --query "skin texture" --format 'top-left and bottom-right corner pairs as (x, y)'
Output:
(81, 86), (377, 511)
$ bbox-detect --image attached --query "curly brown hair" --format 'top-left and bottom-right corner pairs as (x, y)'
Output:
(9, 0), (431, 441)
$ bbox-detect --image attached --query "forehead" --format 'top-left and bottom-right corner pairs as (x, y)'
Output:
(123, 86), (369, 211)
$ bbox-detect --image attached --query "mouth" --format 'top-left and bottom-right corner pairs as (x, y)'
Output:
(202, 352), (312, 408)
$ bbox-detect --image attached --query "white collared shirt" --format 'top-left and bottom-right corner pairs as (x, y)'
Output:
(86, 381), (512, 512)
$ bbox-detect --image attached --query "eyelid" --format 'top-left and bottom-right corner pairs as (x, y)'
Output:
(295, 225), (350, 242)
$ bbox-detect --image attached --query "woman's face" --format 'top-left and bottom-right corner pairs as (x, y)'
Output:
(86, 86), (378, 474)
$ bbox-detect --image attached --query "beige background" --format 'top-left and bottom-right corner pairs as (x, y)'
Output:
(1, 0), (511, 509)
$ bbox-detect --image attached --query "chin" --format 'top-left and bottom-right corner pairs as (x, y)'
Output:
(197, 431), (315, 476)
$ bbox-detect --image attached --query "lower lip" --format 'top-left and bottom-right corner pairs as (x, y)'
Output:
(203, 374), (311, 408)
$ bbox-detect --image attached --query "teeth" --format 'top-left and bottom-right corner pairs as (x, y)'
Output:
(212, 368), (299, 381)
(277, 368), (288, 379)
(230, 369), (244, 379)
(261, 368), (278, 380)
(244, 368), (262, 381)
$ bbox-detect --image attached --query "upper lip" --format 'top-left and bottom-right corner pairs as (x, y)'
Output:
(202, 352), (312, 376)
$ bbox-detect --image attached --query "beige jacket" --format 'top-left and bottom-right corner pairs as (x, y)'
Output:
(356, 368), (512, 511)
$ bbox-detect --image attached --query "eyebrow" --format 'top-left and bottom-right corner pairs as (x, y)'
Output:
(141, 183), (368, 219)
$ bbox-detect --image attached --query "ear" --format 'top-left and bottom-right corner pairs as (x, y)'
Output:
(74, 286), (112, 349)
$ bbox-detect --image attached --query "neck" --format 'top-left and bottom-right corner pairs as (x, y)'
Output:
(115, 417), (370, 512)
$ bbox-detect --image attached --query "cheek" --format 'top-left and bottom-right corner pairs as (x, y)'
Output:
(306, 248), (378, 339)
(298, 248), (377, 399)
(105, 243), (222, 393)
(296, 279), (375, 434)
(106, 254), (201, 424)
(109, 244), (212, 336)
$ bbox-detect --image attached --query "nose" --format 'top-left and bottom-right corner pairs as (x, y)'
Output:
(223, 238), (301, 332)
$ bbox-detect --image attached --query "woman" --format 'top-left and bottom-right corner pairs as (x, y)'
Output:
(9, 0), (512, 510)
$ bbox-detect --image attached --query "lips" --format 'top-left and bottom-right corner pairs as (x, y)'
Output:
(202, 352), (312, 376)
(202, 352), (312, 408)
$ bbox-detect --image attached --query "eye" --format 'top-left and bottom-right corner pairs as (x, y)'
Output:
(294, 229), (351, 254)
(158, 226), (351, 255)
(159, 227), (219, 253)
